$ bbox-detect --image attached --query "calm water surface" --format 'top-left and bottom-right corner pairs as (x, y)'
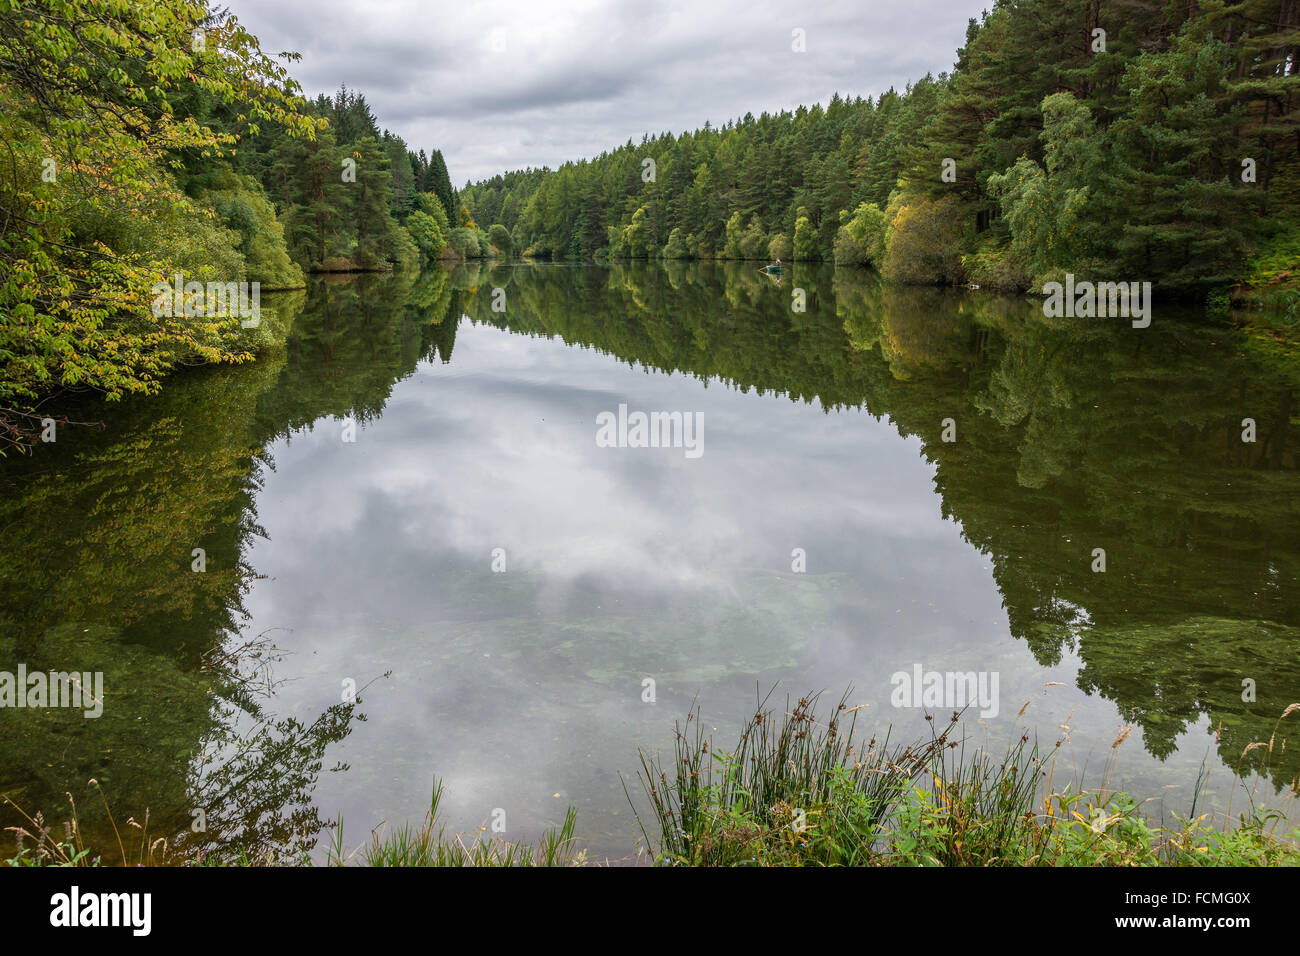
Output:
(2, 261), (1297, 861)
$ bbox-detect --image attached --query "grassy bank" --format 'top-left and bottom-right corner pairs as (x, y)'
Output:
(7, 692), (1298, 867)
(631, 691), (1299, 866)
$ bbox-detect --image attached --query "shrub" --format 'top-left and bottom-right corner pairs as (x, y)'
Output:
(407, 210), (447, 263)
(488, 223), (513, 257)
(881, 194), (966, 285)
(446, 227), (484, 259)
(738, 217), (769, 260)
(793, 214), (819, 261)
(833, 226), (866, 265)
(963, 236), (1031, 292)
(662, 227), (690, 259)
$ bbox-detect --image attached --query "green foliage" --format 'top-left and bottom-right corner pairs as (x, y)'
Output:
(1249, 228), (1300, 287)
(723, 210), (745, 259)
(845, 202), (888, 264)
(357, 779), (582, 867)
(882, 195), (966, 285)
(487, 223), (513, 257)
(407, 210), (447, 263)
(1108, 29), (1255, 289)
(622, 206), (653, 258)
(986, 93), (1111, 284)
(662, 227), (690, 260)
(240, 87), (450, 273)
(835, 201), (888, 265)
(632, 690), (1300, 867)
(738, 216), (769, 260)
(0, 4), (459, 444)
(0, 1), (323, 445)
(833, 227), (865, 265)
(632, 690), (947, 866)
(455, 0), (1296, 301)
(446, 226), (485, 259)
(962, 236), (1031, 292)
(412, 149), (457, 223)
(768, 232), (792, 262)
(793, 215), (819, 261)
(200, 171), (305, 289)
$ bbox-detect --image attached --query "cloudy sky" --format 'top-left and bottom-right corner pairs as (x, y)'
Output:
(227, 0), (991, 186)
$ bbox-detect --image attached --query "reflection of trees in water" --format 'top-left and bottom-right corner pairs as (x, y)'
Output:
(184, 697), (360, 863)
(0, 268), (454, 859)
(457, 260), (1300, 789)
(0, 619), (371, 864)
(0, 260), (1296, 852)
(176, 633), (374, 863)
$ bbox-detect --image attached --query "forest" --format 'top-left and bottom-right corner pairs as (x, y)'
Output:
(461, 0), (1300, 303)
(0, 1), (474, 448)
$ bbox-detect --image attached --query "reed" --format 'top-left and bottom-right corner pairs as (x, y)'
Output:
(355, 778), (583, 867)
(628, 688), (1300, 867)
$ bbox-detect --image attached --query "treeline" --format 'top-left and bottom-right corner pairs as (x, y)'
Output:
(215, 84), (471, 273)
(461, 0), (1299, 299)
(0, 1), (496, 448)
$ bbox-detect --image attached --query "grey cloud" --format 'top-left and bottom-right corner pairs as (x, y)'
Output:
(228, 0), (991, 183)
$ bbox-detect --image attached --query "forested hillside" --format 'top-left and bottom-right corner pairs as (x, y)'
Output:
(0, 1), (473, 448)
(461, 0), (1300, 299)
(4, 0), (1297, 450)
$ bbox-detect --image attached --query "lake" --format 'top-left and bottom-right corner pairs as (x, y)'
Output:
(2, 260), (1297, 863)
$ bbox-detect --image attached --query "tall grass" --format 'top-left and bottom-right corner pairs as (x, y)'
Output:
(8, 694), (1298, 867)
(3, 780), (168, 867)
(629, 689), (1300, 866)
(629, 687), (951, 865)
(352, 778), (584, 867)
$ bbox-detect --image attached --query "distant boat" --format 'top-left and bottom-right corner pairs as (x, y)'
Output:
(761, 263), (784, 275)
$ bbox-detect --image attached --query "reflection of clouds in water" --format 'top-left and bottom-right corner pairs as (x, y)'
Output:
(241, 318), (1015, 855)
(252, 321), (954, 606)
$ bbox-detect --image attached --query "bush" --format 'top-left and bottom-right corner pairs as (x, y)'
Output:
(724, 211), (745, 259)
(739, 217), (769, 260)
(487, 223), (513, 257)
(793, 215), (819, 261)
(881, 194), (966, 285)
(963, 236), (1031, 292)
(387, 226), (421, 270)
(768, 233), (792, 262)
(838, 202), (887, 266)
(407, 210), (447, 263)
(621, 206), (652, 258)
(662, 227), (690, 259)
(833, 226), (866, 265)
(446, 227), (484, 259)
(202, 172), (305, 289)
